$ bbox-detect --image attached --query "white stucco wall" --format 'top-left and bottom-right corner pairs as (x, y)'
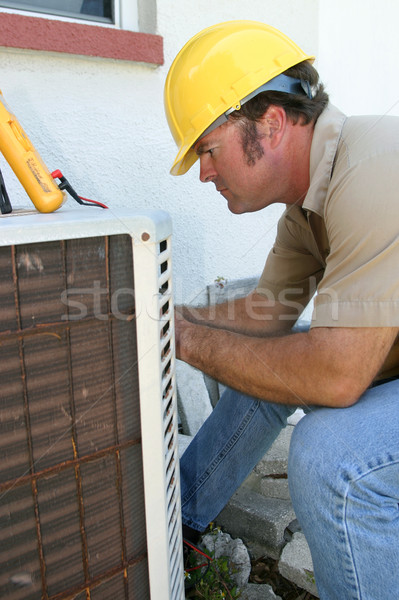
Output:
(1, 0), (398, 307)
(318, 0), (399, 117)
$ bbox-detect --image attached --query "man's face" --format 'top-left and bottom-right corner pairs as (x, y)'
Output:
(194, 118), (286, 214)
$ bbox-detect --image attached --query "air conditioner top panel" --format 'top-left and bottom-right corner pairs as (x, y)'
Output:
(0, 207), (172, 246)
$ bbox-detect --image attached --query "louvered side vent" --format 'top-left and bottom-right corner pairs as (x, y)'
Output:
(0, 209), (184, 600)
(132, 233), (184, 600)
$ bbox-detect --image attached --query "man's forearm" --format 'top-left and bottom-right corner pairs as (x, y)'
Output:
(177, 291), (296, 337)
(177, 318), (398, 408)
(177, 320), (315, 406)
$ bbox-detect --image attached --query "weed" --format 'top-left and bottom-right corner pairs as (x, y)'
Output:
(184, 547), (241, 599)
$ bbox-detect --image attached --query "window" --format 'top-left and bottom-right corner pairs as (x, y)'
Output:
(0, 1), (112, 23)
(0, 0), (138, 30)
(0, 0), (163, 64)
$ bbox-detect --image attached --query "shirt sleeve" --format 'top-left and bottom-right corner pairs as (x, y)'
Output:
(257, 207), (324, 316)
(313, 153), (399, 327)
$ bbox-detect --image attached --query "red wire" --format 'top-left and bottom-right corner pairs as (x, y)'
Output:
(183, 538), (213, 571)
(79, 195), (108, 209)
(183, 539), (213, 561)
(186, 562), (209, 573)
(51, 170), (108, 209)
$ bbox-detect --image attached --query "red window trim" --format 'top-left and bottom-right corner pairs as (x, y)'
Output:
(0, 12), (163, 65)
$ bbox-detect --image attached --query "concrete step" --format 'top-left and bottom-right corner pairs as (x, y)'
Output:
(178, 428), (319, 597)
(215, 485), (296, 560)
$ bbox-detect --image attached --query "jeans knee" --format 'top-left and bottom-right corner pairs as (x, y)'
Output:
(288, 409), (332, 502)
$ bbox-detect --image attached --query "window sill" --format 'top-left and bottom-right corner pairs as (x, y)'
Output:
(0, 12), (163, 65)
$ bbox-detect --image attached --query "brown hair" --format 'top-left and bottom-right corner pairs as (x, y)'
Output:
(229, 60), (329, 127)
(228, 60), (328, 165)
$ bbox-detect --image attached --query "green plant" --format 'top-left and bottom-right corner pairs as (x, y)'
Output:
(185, 551), (241, 599)
(305, 569), (316, 586)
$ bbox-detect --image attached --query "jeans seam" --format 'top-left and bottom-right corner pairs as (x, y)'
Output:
(181, 400), (260, 507)
(342, 457), (399, 600)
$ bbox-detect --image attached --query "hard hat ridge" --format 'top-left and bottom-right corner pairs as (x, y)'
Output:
(198, 73), (313, 142)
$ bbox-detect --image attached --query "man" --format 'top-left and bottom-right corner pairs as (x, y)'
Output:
(164, 21), (399, 599)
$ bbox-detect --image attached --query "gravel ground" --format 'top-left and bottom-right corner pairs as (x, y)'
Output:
(250, 555), (318, 600)
(184, 541), (318, 599)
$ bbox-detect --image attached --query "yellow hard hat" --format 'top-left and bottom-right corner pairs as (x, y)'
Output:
(164, 20), (314, 176)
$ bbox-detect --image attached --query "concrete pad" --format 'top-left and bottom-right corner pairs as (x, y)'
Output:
(242, 471), (290, 501)
(178, 433), (192, 458)
(287, 408), (306, 425)
(176, 360), (212, 436)
(259, 477), (291, 501)
(253, 426), (293, 477)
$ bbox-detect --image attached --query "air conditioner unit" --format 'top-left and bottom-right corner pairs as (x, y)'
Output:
(0, 208), (185, 600)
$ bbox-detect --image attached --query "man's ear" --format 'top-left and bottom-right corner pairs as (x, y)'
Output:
(260, 105), (286, 148)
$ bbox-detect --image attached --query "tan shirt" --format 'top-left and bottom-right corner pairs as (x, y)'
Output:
(257, 104), (399, 378)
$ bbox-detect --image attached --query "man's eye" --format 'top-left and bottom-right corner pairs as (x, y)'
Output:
(208, 148), (214, 156)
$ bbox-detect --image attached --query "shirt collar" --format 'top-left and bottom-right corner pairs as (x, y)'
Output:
(302, 104), (347, 216)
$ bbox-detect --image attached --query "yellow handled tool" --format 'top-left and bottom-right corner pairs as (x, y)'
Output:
(0, 90), (65, 213)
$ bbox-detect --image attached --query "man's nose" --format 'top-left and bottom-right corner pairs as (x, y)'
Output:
(199, 155), (217, 183)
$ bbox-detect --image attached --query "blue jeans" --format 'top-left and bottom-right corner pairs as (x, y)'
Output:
(180, 380), (399, 599)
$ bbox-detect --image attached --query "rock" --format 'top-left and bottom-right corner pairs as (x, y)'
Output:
(240, 582), (282, 600)
(279, 532), (319, 597)
(201, 530), (251, 589)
